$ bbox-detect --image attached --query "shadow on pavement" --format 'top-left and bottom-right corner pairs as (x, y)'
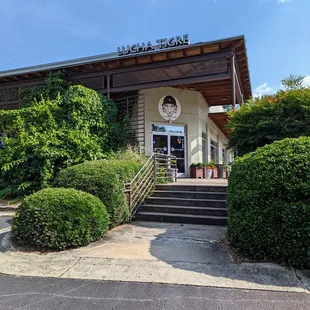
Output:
(132, 221), (309, 290)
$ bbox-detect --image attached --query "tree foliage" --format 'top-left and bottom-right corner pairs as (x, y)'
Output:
(227, 86), (310, 156)
(281, 74), (305, 90)
(0, 73), (134, 196)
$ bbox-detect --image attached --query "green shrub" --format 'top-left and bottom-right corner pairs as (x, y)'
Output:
(54, 158), (143, 227)
(227, 136), (310, 268)
(12, 188), (109, 250)
(106, 160), (142, 183)
(0, 73), (136, 196)
(227, 87), (310, 156)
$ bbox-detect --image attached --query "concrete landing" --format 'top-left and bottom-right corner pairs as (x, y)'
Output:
(174, 178), (228, 186)
(70, 222), (230, 264)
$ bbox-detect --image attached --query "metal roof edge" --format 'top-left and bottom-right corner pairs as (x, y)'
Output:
(0, 35), (246, 78)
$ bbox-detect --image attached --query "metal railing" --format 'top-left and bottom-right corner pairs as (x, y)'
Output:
(124, 153), (177, 219)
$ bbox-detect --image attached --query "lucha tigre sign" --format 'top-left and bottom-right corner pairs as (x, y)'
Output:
(117, 34), (189, 56)
(158, 95), (181, 122)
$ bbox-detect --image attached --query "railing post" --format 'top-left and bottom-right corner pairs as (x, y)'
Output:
(174, 159), (177, 183)
(167, 155), (169, 183)
(153, 153), (157, 184)
(128, 183), (132, 222)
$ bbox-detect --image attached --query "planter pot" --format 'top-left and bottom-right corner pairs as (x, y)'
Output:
(212, 167), (218, 179)
(223, 170), (227, 179)
(190, 167), (204, 179)
(205, 169), (213, 179)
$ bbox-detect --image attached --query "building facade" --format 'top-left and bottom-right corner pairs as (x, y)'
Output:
(0, 35), (252, 177)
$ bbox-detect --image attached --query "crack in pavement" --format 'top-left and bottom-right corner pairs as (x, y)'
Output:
(59, 257), (82, 278)
(294, 269), (310, 292)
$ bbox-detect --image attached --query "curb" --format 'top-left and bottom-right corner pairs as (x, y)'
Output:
(0, 227), (11, 235)
(0, 241), (308, 293)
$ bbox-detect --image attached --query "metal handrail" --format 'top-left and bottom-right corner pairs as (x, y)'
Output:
(125, 153), (178, 219)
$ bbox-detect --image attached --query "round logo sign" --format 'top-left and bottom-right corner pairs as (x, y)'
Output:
(158, 95), (181, 121)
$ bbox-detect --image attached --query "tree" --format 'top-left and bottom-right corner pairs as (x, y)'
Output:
(281, 74), (305, 90)
(227, 85), (310, 156)
(0, 73), (133, 196)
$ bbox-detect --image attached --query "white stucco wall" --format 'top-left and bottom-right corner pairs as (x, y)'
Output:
(140, 87), (231, 176)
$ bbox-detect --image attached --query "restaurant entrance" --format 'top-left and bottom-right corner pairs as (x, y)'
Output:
(152, 124), (186, 177)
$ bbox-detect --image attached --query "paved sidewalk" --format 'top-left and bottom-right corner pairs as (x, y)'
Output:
(0, 200), (19, 234)
(0, 221), (309, 293)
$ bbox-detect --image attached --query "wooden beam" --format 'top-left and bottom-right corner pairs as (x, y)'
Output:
(67, 50), (231, 81)
(184, 47), (201, 56)
(102, 72), (231, 93)
(0, 78), (45, 90)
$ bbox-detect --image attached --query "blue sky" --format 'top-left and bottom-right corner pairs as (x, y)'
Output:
(0, 0), (309, 97)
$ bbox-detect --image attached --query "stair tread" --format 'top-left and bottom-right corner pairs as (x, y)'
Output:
(156, 184), (227, 187)
(153, 190), (226, 195)
(141, 204), (226, 210)
(137, 211), (227, 219)
(147, 197), (226, 203)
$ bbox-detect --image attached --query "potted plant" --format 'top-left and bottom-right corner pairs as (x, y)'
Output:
(204, 163), (213, 179)
(190, 163), (204, 179)
(209, 161), (218, 179)
(223, 165), (228, 179)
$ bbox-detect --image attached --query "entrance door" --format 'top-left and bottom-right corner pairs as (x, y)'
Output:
(152, 124), (186, 177)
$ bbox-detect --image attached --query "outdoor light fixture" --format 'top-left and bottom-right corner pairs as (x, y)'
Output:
(222, 97), (227, 101)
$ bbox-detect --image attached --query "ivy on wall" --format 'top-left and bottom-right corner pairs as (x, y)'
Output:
(0, 72), (134, 197)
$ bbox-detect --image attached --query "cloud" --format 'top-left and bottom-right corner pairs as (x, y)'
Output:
(253, 83), (274, 98)
(277, 0), (292, 3)
(302, 76), (310, 88)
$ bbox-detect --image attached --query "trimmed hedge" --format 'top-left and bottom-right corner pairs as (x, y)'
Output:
(12, 188), (109, 250)
(106, 159), (142, 183)
(54, 159), (142, 227)
(228, 136), (310, 268)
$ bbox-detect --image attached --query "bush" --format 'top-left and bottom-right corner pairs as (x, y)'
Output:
(0, 73), (135, 196)
(227, 137), (310, 268)
(105, 159), (142, 183)
(54, 158), (143, 227)
(12, 188), (109, 250)
(227, 87), (310, 156)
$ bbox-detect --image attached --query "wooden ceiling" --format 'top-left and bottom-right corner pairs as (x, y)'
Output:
(209, 112), (230, 137)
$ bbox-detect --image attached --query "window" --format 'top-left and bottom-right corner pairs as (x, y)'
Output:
(211, 140), (218, 163)
(152, 124), (185, 134)
(222, 148), (227, 165)
(202, 132), (207, 164)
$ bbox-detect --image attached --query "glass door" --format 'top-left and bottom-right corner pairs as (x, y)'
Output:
(153, 134), (168, 154)
(152, 124), (186, 177)
(170, 135), (185, 176)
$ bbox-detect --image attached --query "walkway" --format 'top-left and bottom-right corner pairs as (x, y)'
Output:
(1, 221), (309, 293)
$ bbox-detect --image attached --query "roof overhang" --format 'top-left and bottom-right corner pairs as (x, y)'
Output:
(0, 35), (252, 136)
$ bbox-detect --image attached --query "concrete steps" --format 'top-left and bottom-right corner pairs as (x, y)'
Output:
(152, 190), (226, 200)
(135, 184), (227, 226)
